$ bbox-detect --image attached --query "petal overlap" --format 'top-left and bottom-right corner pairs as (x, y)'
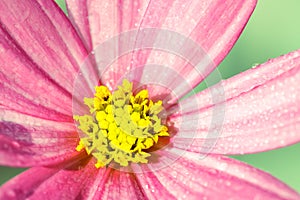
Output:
(0, 108), (78, 167)
(0, 0), (88, 120)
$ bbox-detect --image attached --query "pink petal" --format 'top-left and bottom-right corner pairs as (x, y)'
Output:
(66, 0), (256, 99)
(66, 0), (256, 64)
(69, 166), (146, 200)
(93, 170), (147, 200)
(135, 169), (179, 199)
(136, 151), (300, 199)
(0, 108), (79, 167)
(0, 0), (87, 120)
(169, 50), (300, 154)
(0, 157), (98, 199)
(66, 0), (151, 51)
(65, 1), (93, 51)
(0, 157), (145, 200)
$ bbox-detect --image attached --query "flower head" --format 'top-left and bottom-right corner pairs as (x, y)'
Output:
(0, 0), (300, 199)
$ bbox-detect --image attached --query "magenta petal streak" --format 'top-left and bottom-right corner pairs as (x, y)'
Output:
(0, 108), (79, 167)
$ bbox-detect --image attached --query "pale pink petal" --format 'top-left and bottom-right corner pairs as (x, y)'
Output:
(169, 50), (300, 154)
(66, 0), (150, 51)
(66, 0), (256, 64)
(66, 0), (256, 99)
(0, 157), (100, 200)
(65, 0), (152, 93)
(0, 0), (87, 120)
(132, 0), (257, 99)
(136, 151), (300, 200)
(0, 107), (79, 167)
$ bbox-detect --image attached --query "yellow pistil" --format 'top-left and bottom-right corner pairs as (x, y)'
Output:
(74, 79), (169, 168)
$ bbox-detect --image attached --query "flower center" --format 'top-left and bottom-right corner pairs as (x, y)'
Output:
(74, 80), (169, 168)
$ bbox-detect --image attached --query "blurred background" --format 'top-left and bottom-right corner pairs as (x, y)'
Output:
(1, 0), (299, 193)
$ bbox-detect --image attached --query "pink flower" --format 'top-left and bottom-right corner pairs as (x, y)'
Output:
(0, 0), (300, 199)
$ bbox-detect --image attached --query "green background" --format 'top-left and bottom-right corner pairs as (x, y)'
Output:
(1, 0), (299, 193)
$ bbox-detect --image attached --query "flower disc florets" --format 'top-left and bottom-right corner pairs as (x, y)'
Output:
(74, 80), (169, 168)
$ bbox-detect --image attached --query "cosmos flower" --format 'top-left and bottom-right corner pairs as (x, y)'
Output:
(0, 0), (300, 199)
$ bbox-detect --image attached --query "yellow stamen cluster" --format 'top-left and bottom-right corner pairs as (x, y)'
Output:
(74, 80), (169, 168)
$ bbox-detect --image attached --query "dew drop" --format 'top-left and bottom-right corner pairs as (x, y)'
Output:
(6, 190), (16, 198)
